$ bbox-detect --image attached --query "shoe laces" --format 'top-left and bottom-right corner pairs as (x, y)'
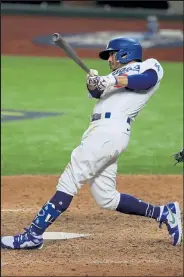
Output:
(14, 228), (29, 244)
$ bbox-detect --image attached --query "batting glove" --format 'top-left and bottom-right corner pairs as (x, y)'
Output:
(88, 69), (98, 77)
(87, 75), (118, 91)
(86, 69), (99, 86)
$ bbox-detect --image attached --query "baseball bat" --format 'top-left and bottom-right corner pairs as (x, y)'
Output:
(52, 33), (90, 74)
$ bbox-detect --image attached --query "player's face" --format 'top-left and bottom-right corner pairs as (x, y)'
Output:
(108, 51), (121, 71)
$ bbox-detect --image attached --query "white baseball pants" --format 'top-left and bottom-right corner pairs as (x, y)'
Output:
(57, 119), (130, 210)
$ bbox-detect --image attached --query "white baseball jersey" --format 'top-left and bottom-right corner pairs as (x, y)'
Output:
(57, 58), (164, 210)
(93, 58), (164, 121)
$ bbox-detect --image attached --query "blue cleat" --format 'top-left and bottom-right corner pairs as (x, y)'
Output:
(1, 228), (43, 250)
(159, 202), (183, 246)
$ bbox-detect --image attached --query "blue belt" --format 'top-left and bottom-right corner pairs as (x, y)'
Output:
(91, 112), (131, 124)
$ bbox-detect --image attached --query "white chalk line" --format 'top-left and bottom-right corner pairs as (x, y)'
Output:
(1, 260), (128, 267)
(0, 259), (164, 267)
(1, 208), (39, 212)
(91, 260), (130, 264)
(2, 208), (91, 241)
(90, 259), (161, 264)
(1, 208), (99, 215)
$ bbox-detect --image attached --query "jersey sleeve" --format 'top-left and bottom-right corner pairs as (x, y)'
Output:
(140, 58), (164, 82)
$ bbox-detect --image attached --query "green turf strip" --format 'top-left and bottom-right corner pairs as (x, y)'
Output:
(1, 56), (183, 175)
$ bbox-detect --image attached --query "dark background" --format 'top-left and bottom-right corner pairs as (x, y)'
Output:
(1, 0), (170, 9)
(96, 1), (169, 9)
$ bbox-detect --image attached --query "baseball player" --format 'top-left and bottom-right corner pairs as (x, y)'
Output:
(1, 37), (182, 249)
(173, 148), (184, 165)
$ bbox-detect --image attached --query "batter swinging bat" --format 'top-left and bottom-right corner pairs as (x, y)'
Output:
(52, 33), (90, 74)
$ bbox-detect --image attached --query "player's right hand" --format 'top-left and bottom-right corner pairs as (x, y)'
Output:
(87, 76), (100, 87)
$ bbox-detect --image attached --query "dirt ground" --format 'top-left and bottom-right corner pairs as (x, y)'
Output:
(1, 175), (183, 276)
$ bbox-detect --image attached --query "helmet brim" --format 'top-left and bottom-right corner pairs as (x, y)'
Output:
(99, 49), (117, 60)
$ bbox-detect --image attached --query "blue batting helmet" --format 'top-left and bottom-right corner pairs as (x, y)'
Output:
(99, 37), (142, 64)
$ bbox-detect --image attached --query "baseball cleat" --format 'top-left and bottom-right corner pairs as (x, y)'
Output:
(159, 202), (183, 246)
(1, 228), (43, 250)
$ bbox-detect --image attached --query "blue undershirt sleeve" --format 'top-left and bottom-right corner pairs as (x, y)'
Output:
(126, 69), (158, 91)
(87, 86), (102, 99)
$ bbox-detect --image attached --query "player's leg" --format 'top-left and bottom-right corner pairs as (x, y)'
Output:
(90, 163), (182, 246)
(90, 162), (161, 217)
(1, 126), (122, 249)
(1, 145), (88, 249)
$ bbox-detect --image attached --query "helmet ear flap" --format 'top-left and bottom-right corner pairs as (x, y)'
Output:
(116, 49), (128, 64)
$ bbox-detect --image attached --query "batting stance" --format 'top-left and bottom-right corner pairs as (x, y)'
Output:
(1, 37), (182, 249)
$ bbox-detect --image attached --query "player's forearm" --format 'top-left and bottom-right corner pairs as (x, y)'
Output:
(115, 76), (128, 87)
(87, 69), (158, 99)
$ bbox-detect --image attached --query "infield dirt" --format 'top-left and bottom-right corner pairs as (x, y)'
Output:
(1, 174), (183, 276)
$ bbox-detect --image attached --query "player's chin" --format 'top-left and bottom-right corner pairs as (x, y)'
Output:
(109, 64), (115, 71)
(110, 64), (119, 72)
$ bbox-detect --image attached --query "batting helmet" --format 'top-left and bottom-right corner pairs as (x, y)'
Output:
(99, 37), (142, 64)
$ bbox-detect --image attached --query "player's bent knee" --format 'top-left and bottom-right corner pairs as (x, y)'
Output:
(56, 174), (77, 196)
(56, 164), (79, 196)
(93, 191), (120, 211)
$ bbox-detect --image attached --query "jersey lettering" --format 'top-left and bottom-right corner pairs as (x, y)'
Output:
(112, 64), (140, 77)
